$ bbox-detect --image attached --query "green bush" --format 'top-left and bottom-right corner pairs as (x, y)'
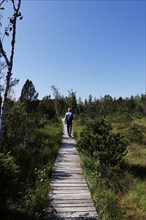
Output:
(2, 102), (36, 152)
(0, 152), (19, 217)
(78, 118), (128, 170)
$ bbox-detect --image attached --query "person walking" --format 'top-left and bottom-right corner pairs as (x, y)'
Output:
(64, 108), (74, 137)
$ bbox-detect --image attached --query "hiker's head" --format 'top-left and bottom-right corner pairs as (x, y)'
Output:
(68, 108), (71, 112)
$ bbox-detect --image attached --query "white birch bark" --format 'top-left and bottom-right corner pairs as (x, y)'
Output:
(0, 0), (22, 139)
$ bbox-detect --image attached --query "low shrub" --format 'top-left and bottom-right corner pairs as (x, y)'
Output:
(78, 118), (128, 171)
(0, 152), (19, 218)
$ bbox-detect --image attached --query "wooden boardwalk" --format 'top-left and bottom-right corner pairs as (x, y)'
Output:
(48, 122), (98, 219)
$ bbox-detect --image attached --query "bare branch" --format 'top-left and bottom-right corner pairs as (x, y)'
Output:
(11, 0), (16, 11)
(0, 0), (5, 7)
(0, 39), (10, 66)
(8, 0), (21, 73)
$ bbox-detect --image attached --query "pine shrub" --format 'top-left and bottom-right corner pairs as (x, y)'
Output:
(78, 117), (128, 171)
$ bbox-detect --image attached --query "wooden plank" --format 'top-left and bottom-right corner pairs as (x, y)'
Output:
(55, 157), (80, 160)
(50, 199), (95, 204)
(50, 189), (90, 194)
(51, 182), (88, 186)
(50, 192), (91, 196)
(56, 157), (80, 160)
(51, 183), (88, 187)
(51, 175), (85, 179)
(51, 173), (86, 178)
(51, 177), (86, 181)
(55, 211), (98, 218)
(53, 167), (83, 171)
(56, 161), (80, 164)
(57, 153), (79, 156)
(47, 122), (98, 219)
(52, 203), (95, 207)
(56, 154), (80, 157)
(51, 176), (85, 180)
(52, 170), (83, 175)
(52, 170), (83, 173)
(53, 169), (83, 173)
(57, 152), (78, 155)
(53, 206), (96, 212)
(54, 167), (81, 169)
(51, 182), (87, 186)
(50, 193), (92, 200)
(51, 186), (89, 191)
(55, 158), (79, 162)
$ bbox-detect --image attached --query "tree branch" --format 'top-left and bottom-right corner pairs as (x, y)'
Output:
(0, 39), (10, 66)
(9, 0), (21, 70)
(11, 0), (16, 11)
(0, 0), (5, 7)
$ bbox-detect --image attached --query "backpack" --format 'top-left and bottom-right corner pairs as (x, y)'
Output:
(67, 113), (73, 124)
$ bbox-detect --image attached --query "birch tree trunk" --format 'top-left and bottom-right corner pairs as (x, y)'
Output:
(0, 0), (22, 140)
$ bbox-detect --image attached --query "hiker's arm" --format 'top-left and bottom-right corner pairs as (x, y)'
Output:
(64, 113), (67, 122)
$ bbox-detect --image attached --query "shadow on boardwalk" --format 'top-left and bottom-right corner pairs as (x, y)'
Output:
(47, 123), (98, 220)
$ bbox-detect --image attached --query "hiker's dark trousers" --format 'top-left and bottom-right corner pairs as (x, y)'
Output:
(67, 123), (72, 137)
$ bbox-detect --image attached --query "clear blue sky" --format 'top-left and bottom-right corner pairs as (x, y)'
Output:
(2, 0), (146, 101)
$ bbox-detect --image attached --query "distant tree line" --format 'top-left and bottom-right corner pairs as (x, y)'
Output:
(1, 78), (145, 126)
(75, 93), (146, 120)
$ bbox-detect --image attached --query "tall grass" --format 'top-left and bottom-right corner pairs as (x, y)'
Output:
(79, 153), (124, 220)
(22, 122), (63, 219)
(5, 121), (63, 220)
(121, 179), (146, 219)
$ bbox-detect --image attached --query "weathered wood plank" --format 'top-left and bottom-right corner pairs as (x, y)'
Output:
(50, 189), (90, 194)
(55, 162), (80, 164)
(51, 186), (89, 191)
(47, 122), (98, 219)
(50, 194), (92, 200)
(51, 183), (88, 187)
(50, 199), (95, 204)
(51, 176), (86, 180)
(56, 158), (80, 161)
(53, 206), (96, 212)
(55, 211), (98, 218)
(53, 170), (83, 173)
(51, 177), (86, 182)
(52, 203), (95, 207)
(52, 172), (84, 175)
(51, 171), (84, 176)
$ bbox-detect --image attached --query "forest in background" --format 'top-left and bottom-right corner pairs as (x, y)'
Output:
(0, 78), (146, 219)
